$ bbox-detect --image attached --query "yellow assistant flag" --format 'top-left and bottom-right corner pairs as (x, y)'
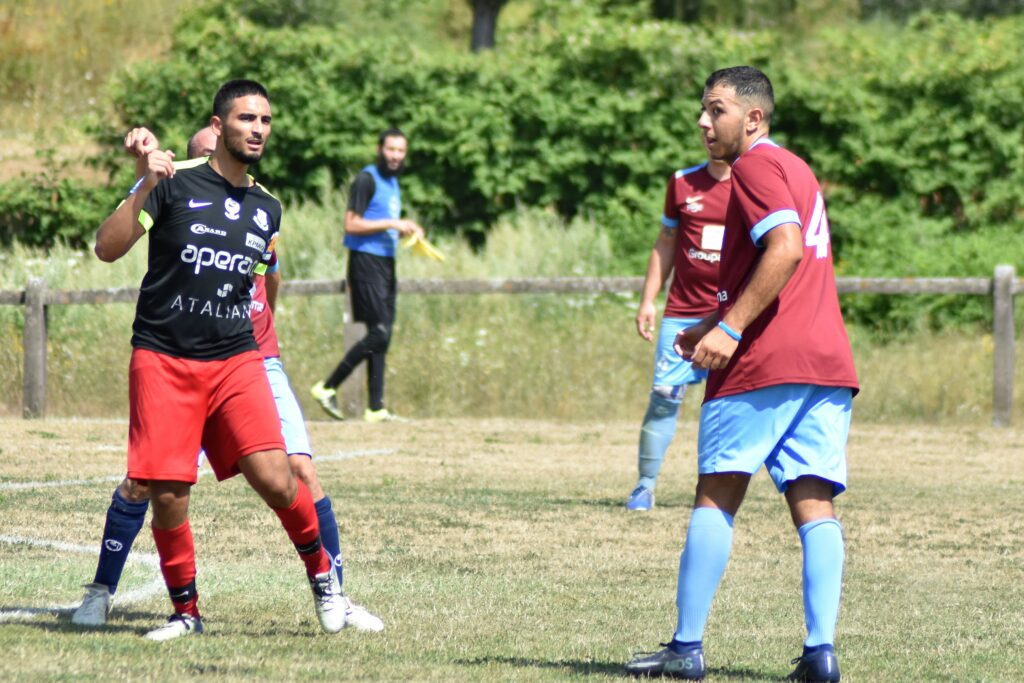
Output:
(400, 233), (446, 262)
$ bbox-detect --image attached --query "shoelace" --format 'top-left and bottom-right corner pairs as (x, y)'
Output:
(162, 613), (195, 629)
(311, 575), (337, 603)
(630, 643), (676, 657)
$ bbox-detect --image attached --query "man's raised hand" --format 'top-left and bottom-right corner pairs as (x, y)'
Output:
(123, 127), (160, 159)
(141, 149), (176, 190)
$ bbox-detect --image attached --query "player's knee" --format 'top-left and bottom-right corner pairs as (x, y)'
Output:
(650, 386), (685, 415)
(148, 481), (191, 514)
(239, 449), (296, 506)
(119, 477), (151, 503)
(364, 323), (391, 354)
(288, 455), (320, 491)
(256, 475), (296, 509)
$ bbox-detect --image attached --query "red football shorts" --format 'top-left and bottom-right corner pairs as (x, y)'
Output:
(127, 348), (285, 483)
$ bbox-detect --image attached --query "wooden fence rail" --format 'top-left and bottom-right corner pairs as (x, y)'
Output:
(5, 266), (1020, 424)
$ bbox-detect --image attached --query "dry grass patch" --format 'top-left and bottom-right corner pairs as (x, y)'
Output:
(1, 418), (1023, 680)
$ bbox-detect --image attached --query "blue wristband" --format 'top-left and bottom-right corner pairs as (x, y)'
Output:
(717, 321), (742, 341)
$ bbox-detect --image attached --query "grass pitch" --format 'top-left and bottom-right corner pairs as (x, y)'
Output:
(1, 417), (1023, 681)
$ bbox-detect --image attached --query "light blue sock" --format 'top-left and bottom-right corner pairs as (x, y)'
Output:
(637, 391), (682, 490)
(674, 506), (734, 643)
(799, 518), (844, 647)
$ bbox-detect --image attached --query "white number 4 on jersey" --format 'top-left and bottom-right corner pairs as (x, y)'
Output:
(805, 192), (830, 259)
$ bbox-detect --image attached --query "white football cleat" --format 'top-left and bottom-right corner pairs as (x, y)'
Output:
(342, 596), (384, 632)
(143, 613), (203, 642)
(309, 566), (346, 633)
(71, 583), (113, 626)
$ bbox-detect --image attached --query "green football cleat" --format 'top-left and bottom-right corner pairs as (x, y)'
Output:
(310, 381), (344, 420)
(363, 408), (407, 423)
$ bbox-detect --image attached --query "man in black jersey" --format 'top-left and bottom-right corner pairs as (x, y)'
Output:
(95, 80), (346, 641)
(311, 128), (424, 422)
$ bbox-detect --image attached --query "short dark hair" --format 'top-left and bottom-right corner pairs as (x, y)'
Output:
(212, 79), (270, 120)
(378, 127), (406, 147)
(705, 66), (774, 124)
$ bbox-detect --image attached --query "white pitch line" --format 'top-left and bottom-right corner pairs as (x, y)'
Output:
(316, 448), (396, 463)
(0, 475), (126, 491)
(0, 448), (396, 492)
(0, 534), (163, 623)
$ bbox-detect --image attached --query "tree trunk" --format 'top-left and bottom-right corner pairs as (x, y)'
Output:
(652, 0), (703, 22)
(470, 0), (505, 52)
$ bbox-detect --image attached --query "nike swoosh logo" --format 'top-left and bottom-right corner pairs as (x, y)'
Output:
(685, 196), (702, 204)
(188, 199), (213, 208)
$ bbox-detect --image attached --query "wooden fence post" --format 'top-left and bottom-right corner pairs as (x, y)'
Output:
(340, 295), (367, 419)
(23, 277), (47, 419)
(992, 265), (1015, 427)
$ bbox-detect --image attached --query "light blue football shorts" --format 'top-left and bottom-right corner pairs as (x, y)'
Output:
(652, 317), (709, 397)
(264, 356), (312, 458)
(697, 383), (853, 496)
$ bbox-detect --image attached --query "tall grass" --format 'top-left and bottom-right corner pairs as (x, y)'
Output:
(0, 0), (477, 144)
(0, 202), (1021, 423)
(0, 0), (185, 141)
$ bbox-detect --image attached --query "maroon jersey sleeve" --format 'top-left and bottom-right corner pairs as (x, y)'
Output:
(662, 176), (681, 228)
(730, 154), (802, 247)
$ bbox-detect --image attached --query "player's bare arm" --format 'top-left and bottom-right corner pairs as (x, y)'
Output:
(344, 210), (422, 237)
(94, 149), (175, 262)
(636, 226), (678, 341)
(688, 222), (802, 370)
(265, 269), (281, 313)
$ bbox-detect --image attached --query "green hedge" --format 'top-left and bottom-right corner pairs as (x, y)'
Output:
(99, 5), (771, 267)
(3, 8), (1023, 330)
(0, 168), (114, 249)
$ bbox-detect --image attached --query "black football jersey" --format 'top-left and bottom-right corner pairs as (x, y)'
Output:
(131, 158), (281, 360)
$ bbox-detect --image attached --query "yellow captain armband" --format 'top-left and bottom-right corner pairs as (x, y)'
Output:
(138, 211), (155, 232)
(253, 262), (268, 276)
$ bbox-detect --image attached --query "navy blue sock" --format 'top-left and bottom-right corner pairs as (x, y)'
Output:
(669, 639), (702, 654)
(93, 489), (149, 593)
(314, 496), (344, 587)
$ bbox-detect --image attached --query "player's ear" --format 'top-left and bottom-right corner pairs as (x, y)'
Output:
(210, 115), (223, 136)
(744, 107), (765, 135)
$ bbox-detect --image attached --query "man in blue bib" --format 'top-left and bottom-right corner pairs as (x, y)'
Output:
(312, 128), (424, 421)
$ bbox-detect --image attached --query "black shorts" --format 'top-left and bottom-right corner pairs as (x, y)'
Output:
(347, 249), (396, 325)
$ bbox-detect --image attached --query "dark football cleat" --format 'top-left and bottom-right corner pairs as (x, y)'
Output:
(788, 644), (840, 682)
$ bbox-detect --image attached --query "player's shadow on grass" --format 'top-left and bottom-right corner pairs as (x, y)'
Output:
(554, 497), (689, 510)
(458, 656), (769, 679)
(0, 606), (171, 636)
(455, 655), (623, 676)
